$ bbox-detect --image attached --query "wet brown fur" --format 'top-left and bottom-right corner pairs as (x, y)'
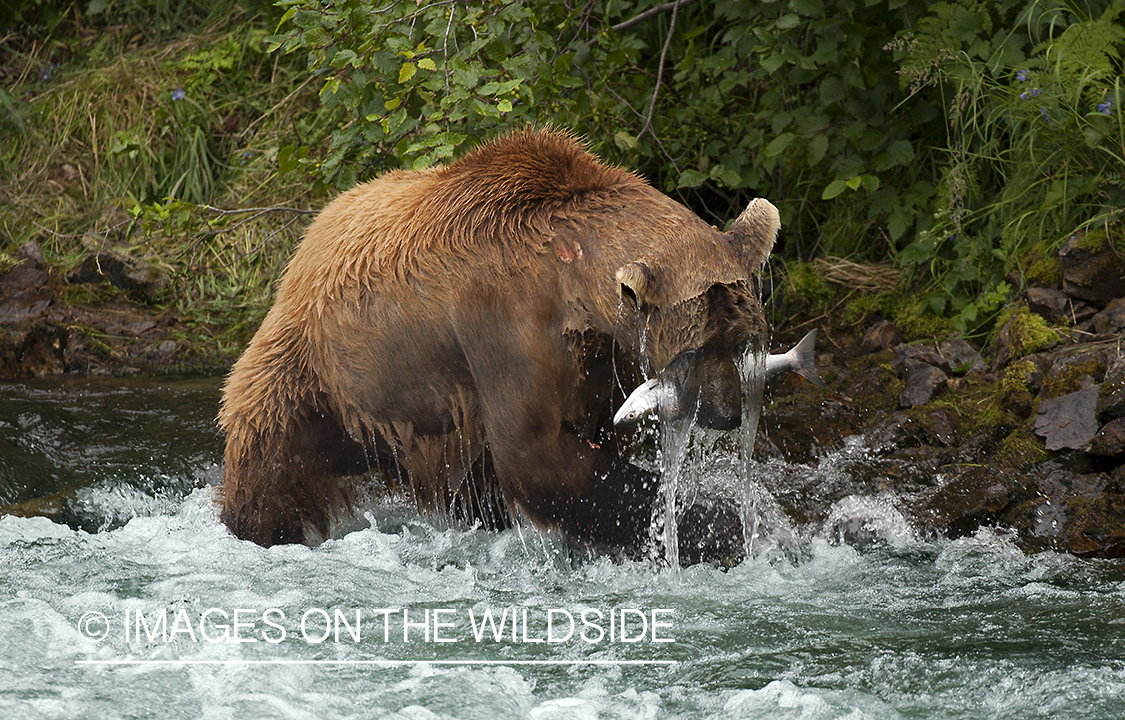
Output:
(218, 128), (778, 550)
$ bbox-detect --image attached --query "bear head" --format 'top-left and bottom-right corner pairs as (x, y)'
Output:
(613, 197), (778, 430)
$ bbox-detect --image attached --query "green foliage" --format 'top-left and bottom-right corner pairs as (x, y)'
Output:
(5, 0), (1125, 360)
(268, 0), (939, 247)
(895, 0), (1125, 335)
(1, 3), (315, 360)
(265, 0), (591, 187)
(994, 303), (1059, 359)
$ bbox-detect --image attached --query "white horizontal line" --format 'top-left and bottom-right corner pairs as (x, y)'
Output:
(76, 659), (678, 666)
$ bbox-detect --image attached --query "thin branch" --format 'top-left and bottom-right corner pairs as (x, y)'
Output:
(638, 0), (681, 141)
(612, 0), (700, 34)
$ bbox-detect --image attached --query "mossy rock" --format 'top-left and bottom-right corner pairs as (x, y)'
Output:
(995, 429), (1049, 469)
(778, 261), (834, 317)
(992, 303), (1059, 367)
(1041, 352), (1108, 399)
(1059, 228), (1125, 304)
(891, 298), (955, 343)
(1019, 241), (1061, 288)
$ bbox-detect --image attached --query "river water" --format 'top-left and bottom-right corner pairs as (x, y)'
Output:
(2, 378), (1125, 719)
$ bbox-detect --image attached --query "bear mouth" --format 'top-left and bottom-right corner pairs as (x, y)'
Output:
(613, 347), (744, 430)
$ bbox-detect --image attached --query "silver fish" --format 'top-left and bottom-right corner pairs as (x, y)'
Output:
(613, 329), (825, 426)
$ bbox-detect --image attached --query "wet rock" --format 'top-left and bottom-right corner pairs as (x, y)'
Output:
(758, 397), (861, 464)
(1097, 355), (1125, 422)
(67, 248), (169, 302)
(1058, 233), (1125, 304)
(0, 324), (67, 378)
(1089, 418), (1125, 457)
(1092, 298), (1125, 335)
(922, 467), (1017, 539)
(936, 338), (986, 375)
(861, 320), (900, 352)
(1031, 497), (1068, 540)
(925, 410), (955, 446)
(0, 257), (53, 323)
(898, 360), (946, 408)
(1013, 463), (1125, 557)
(1034, 386), (1100, 450)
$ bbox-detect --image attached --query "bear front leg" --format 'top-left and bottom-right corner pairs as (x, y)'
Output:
(457, 325), (660, 555)
(221, 403), (367, 546)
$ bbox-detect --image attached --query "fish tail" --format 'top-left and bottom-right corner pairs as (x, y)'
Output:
(793, 329), (827, 388)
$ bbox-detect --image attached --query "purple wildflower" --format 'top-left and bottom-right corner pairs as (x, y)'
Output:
(1098, 99), (1113, 115)
(1016, 69), (1028, 82)
(172, 88), (186, 101)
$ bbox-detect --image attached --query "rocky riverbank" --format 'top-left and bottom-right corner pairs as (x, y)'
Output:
(0, 239), (228, 376)
(759, 231), (1125, 558)
(3, 234), (1124, 557)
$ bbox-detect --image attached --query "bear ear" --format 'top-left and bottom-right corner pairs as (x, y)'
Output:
(727, 198), (780, 275)
(616, 261), (657, 309)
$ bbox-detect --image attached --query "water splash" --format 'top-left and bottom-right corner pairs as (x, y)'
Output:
(654, 358), (701, 568)
(736, 338), (770, 558)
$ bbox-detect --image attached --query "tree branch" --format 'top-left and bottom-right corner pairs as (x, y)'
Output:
(612, 0), (700, 34)
(637, 0), (681, 141)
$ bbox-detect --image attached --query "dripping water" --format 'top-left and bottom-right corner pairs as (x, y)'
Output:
(737, 337), (770, 558)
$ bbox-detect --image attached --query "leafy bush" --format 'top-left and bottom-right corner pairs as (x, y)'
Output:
(266, 0), (937, 248)
(5, 0), (1123, 351)
(894, 0), (1125, 333)
(266, 0), (1123, 338)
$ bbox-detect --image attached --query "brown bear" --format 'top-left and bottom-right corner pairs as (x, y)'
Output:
(218, 128), (779, 556)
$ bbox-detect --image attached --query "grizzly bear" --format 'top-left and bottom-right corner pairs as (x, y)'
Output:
(218, 128), (778, 557)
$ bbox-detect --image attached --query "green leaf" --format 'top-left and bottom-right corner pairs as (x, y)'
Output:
(789, 0), (824, 16)
(822, 179), (848, 199)
(761, 53), (785, 74)
(764, 132), (795, 158)
(614, 131), (638, 151)
(331, 50), (357, 69)
(846, 175), (863, 190)
(276, 6), (298, 31)
(497, 99), (512, 112)
(418, 58), (437, 71)
(711, 165), (742, 187)
(677, 169), (709, 188)
(807, 134), (829, 165)
(398, 62), (417, 84)
(887, 211), (908, 240)
(887, 140), (914, 165)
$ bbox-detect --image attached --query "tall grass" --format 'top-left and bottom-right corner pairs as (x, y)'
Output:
(896, 1), (1125, 334)
(0, 3), (337, 359)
